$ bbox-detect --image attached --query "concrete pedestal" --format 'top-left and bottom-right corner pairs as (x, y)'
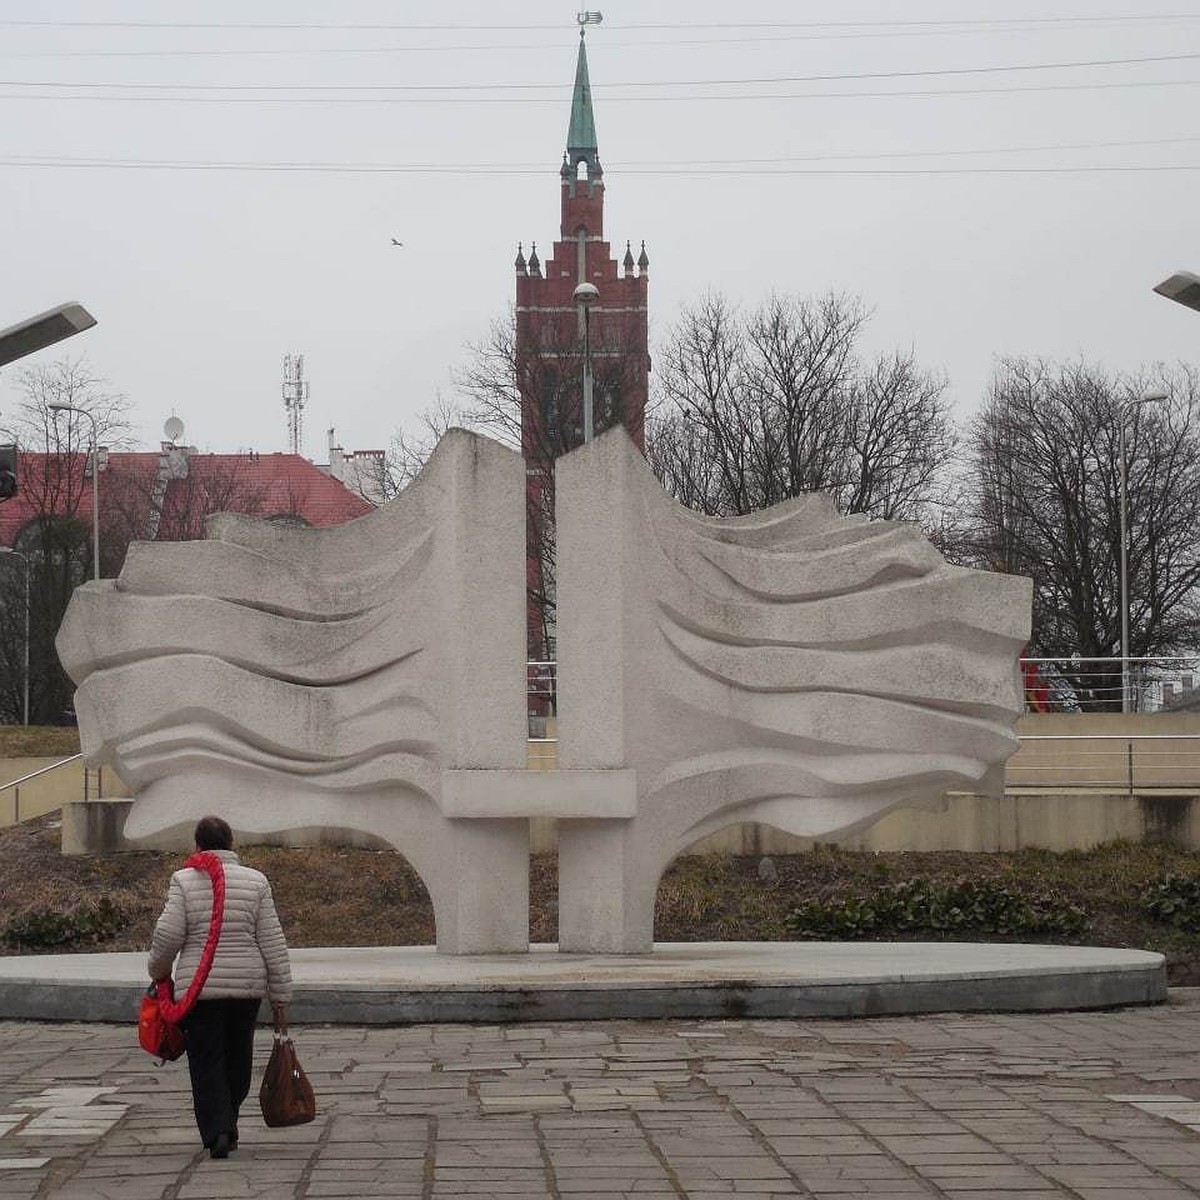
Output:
(0, 942), (1165, 1025)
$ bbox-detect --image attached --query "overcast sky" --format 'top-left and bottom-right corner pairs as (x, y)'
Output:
(3, 1), (1199, 457)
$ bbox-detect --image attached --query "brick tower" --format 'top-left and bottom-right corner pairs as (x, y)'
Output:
(516, 28), (650, 663)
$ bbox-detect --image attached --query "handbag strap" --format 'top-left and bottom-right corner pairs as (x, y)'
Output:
(153, 851), (227, 1023)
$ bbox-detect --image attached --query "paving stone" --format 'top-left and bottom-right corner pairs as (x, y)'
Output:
(5, 998), (1200, 1196)
(306, 1184), (425, 1197)
(768, 1136), (880, 1156)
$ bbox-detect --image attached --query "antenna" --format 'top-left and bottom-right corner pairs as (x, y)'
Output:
(282, 354), (308, 455)
(163, 414), (185, 444)
(577, 10), (603, 27)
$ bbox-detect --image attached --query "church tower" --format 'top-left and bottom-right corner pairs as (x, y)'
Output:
(516, 28), (650, 660)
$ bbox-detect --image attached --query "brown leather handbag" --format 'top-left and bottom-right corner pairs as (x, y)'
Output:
(259, 1028), (316, 1127)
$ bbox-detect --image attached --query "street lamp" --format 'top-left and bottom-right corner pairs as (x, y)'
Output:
(47, 403), (100, 581)
(1153, 271), (1200, 314)
(573, 282), (599, 443)
(0, 302), (96, 369)
(1118, 391), (1167, 712)
(0, 548), (29, 725)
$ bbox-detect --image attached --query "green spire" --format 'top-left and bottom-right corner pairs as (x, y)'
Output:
(566, 31), (599, 167)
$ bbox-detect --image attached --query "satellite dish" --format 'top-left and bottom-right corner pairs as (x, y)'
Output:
(164, 416), (185, 443)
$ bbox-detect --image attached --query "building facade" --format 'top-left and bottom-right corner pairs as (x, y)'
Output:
(319, 427), (391, 508)
(515, 30), (651, 660)
(0, 444), (374, 562)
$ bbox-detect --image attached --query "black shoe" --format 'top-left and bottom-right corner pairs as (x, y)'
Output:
(210, 1132), (231, 1159)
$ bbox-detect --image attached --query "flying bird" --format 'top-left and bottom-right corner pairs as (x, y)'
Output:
(391, 238), (404, 246)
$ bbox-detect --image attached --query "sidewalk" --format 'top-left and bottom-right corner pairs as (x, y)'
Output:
(4, 993), (1200, 1199)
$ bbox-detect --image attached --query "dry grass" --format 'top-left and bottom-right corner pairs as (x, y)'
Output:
(0, 727), (81, 759)
(1, 815), (1199, 983)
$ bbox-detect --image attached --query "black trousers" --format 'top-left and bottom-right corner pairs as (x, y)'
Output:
(182, 997), (260, 1148)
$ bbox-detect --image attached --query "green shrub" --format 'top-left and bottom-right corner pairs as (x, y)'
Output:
(3, 897), (128, 949)
(1141, 874), (1200, 932)
(785, 876), (1087, 940)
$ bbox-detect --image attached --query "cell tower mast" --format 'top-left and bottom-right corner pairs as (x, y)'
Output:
(282, 354), (308, 455)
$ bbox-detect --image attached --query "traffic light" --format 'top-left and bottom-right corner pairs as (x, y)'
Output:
(0, 444), (16, 500)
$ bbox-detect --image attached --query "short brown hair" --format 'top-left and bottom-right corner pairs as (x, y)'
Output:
(194, 816), (233, 851)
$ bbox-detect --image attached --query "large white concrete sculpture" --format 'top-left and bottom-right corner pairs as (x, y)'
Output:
(57, 426), (1030, 956)
(57, 431), (533, 953)
(553, 431), (1032, 952)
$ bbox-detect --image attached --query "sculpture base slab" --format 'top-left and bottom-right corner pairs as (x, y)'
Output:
(0, 942), (1164, 1025)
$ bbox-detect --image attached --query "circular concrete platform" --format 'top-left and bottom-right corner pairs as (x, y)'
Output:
(0, 942), (1166, 1024)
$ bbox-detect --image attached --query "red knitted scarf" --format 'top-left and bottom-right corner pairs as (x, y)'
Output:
(153, 851), (226, 1023)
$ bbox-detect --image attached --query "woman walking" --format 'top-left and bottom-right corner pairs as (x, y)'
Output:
(148, 816), (293, 1159)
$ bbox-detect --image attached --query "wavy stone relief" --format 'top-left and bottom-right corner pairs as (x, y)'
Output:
(56, 431), (532, 953)
(554, 429), (1031, 951)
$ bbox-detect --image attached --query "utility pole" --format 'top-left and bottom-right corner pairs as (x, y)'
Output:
(282, 354), (308, 455)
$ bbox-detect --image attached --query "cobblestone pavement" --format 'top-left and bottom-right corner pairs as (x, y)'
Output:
(4, 993), (1200, 1199)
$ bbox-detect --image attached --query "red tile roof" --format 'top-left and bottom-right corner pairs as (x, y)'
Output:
(0, 449), (374, 547)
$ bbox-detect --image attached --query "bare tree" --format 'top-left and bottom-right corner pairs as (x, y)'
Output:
(0, 365), (277, 722)
(374, 396), (467, 502)
(647, 292), (954, 524)
(456, 307), (646, 457)
(1, 357), (134, 573)
(452, 307), (648, 658)
(0, 358), (133, 723)
(99, 452), (273, 550)
(957, 358), (1200, 707)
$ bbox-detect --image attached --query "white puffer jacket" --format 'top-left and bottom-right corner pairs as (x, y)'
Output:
(147, 850), (292, 1003)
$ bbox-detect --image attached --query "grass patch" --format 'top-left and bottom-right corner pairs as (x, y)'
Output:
(0, 727), (81, 759)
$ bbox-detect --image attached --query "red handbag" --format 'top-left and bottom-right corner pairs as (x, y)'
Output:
(138, 985), (187, 1060)
(139, 852), (227, 1061)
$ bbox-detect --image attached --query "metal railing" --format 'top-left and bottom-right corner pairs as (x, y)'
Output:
(527, 659), (557, 738)
(523, 657), (1200, 793)
(527, 656), (1200, 718)
(1010, 733), (1200, 794)
(0, 753), (81, 825)
(1022, 656), (1200, 714)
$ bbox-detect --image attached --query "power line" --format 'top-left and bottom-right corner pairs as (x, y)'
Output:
(5, 155), (1200, 178)
(8, 133), (1200, 172)
(4, 25), (1200, 59)
(1, 15), (1198, 31)
(4, 78), (1199, 105)
(5, 161), (1198, 175)
(5, 50), (1199, 93)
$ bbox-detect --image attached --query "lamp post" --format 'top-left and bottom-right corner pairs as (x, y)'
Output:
(1153, 271), (1200, 314)
(0, 302), (96, 369)
(573, 282), (599, 443)
(1118, 391), (1167, 712)
(0, 548), (30, 725)
(47, 403), (100, 581)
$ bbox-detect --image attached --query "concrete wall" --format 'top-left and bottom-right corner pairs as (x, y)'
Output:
(49, 787), (1200, 857)
(1007, 711), (1200, 792)
(0, 757), (128, 827)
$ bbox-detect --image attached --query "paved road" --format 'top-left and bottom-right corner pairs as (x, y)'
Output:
(4, 994), (1200, 1199)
